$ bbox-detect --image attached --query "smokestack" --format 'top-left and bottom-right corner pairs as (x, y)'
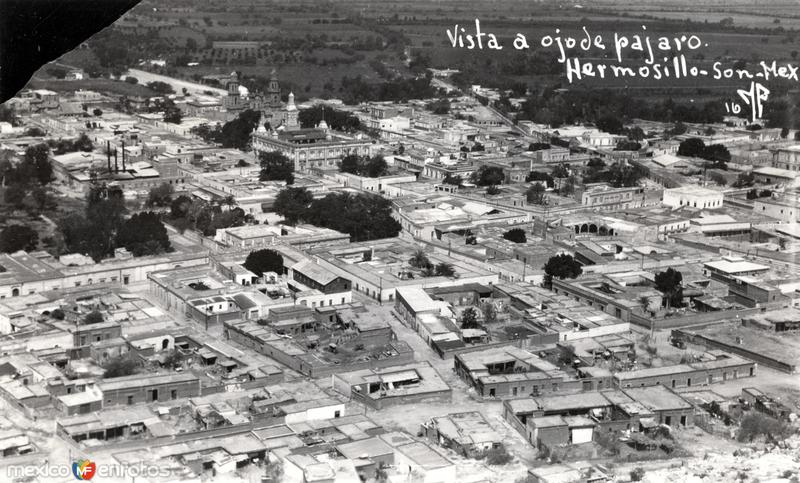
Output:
(114, 149), (119, 173)
(106, 141), (111, 173)
(121, 140), (126, 172)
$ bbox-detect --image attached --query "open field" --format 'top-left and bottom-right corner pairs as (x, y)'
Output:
(28, 78), (158, 98)
(38, 0), (800, 102)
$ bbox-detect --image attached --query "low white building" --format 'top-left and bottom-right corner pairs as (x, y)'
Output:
(662, 186), (723, 210)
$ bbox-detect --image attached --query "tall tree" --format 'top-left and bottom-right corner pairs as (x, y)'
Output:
(0, 225), (38, 252)
(23, 143), (53, 185)
(273, 187), (313, 225)
(409, 249), (432, 269)
(305, 192), (401, 242)
(526, 183), (546, 204)
(655, 268), (683, 308)
(116, 212), (172, 256)
(543, 254), (582, 288)
(218, 109), (261, 150)
(677, 138), (706, 158)
(259, 151), (295, 184)
(243, 249), (284, 277)
(470, 166), (505, 186)
(460, 307), (480, 329)
(340, 154), (360, 175)
(163, 104), (183, 124)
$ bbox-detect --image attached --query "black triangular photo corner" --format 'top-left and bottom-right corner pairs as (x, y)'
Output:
(0, 0), (142, 102)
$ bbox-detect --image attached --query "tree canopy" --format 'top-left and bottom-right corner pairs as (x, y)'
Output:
(243, 249), (284, 277)
(147, 183), (174, 207)
(298, 106), (360, 131)
(460, 307), (480, 329)
(502, 228), (527, 244)
(543, 254), (582, 286)
(526, 183), (546, 204)
(304, 192), (401, 242)
(116, 212), (173, 257)
(259, 151), (295, 184)
(272, 188), (401, 242)
(470, 166), (504, 186)
(677, 138), (730, 169)
(273, 187), (314, 225)
(0, 225), (39, 253)
(339, 154), (388, 178)
(654, 268), (683, 308)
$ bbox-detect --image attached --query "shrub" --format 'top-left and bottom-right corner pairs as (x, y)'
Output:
(630, 467), (646, 481)
(737, 413), (792, 442)
(83, 310), (104, 324)
(51, 308), (65, 320)
(484, 444), (513, 465)
(503, 228), (527, 244)
(103, 355), (139, 378)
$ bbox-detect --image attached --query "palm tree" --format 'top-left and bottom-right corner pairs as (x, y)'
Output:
(409, 249), (431, 269)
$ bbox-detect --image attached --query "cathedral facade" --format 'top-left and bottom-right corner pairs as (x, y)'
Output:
(222, 69), (298, 130)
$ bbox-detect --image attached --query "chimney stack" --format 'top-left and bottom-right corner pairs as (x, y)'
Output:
(106, 141), (111, 173)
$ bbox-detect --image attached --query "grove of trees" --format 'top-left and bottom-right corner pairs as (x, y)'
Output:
(259, 151), (295, 184)
(58, 184), (172, 261)
(169, 194), (251, 237)
(339, 154), (388, 178)
(272, 187), (401, 241)
(0, 225), (39, 253)
(298, 106), (360, 131)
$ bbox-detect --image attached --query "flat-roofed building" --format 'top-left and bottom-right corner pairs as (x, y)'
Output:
(613, 353), (755, 389)
(663, 186), (724, 210)
(97, 372), (201, 407)
(252, 126), (372, 172)
(332, 361), (452, 409)
(454, 346), (580, 399)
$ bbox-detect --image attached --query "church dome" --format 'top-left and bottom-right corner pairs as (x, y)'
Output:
(317, 119), (329, 130)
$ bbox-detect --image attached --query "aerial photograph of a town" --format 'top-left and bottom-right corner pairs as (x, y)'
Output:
(0, 0), (798, 481)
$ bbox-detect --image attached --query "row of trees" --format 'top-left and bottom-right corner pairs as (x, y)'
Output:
(338, 73), (439, 105)
(583, 159), (648, 187)
(190, 109), (261, 150)
(408, 249), (456, 277)
(1, 144), (53, 188)
(340, 154), (388, 178)
(49, 133), (94, 155)
(516, 88), (727, 129)
(273, 187), (401, 241)
(169, 194), (251, 237)
(677, 138), (731, 169)
(298, 106), (360, 131)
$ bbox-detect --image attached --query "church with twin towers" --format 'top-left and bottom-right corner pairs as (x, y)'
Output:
(222, 68), (299, 130)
